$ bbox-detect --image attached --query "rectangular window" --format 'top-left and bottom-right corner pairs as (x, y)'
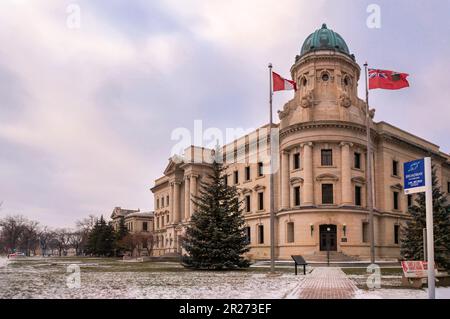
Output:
(321, 149), (333, 166)
(354, 152), (361, 169)
(293, 153), (301, 170)
(258, 192), (264, 210)
(393, 191), (399, 210)
(161, 197), (164, 207)
(394, 225), (400, 245)
(407, 194), (413, 208)
(392, 160), (399, 176)
(234, 171), (239, 184)
(362, 222), (369, 243)
(258, 162), (264, 177)
(355, 186), (362, 206)
(161, 217), (164, 227)
(294, 186), (301, 206)
(245, 227), (251, 244)
(166, 215), (169, 223)
(258, 225), (264, 244)
(245, 195), (251, 213)
(448, 182), (450, 193)
(143, 222), (148, 232)
(245, 166), (251, 181)
(224, 175), (228, 187)
(156, 199), (160, 209)
(322, 184), (334, 204)
(166, 196), (169, 206)
(287, 222), (295, 243)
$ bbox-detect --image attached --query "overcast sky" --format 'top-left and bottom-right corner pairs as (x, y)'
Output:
(1, 0), (449, 228)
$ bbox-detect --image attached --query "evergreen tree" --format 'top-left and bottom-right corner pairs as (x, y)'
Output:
(181, 160), (250, 270)
(115, 216), (129, 255)
(401, 165), (450, 269)
(86, 216), (116, 257)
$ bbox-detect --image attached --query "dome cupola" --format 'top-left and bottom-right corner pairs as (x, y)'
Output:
(300, 23), (353, 59)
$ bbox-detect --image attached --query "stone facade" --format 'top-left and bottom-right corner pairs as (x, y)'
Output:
(150, 25), (450, 260)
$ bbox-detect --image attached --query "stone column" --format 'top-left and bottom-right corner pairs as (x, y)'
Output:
(302, 142), (314, 206)
(340, 142), (353, 205)
(189, 175), (198, 217)
(184, 176), (190, 221)
(281, 150), (290, 209)
(170, 183), (174, 223)
(173, 181), (181, 223)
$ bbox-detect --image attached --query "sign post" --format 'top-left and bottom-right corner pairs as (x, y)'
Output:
(404, 157), (435, 299)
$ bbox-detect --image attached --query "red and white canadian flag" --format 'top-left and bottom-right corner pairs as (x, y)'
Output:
(272, 71), (297, 92)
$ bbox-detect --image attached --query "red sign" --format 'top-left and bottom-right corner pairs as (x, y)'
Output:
(401, 261), (437, 278)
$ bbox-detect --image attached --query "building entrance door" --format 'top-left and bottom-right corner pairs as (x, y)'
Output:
(320, 225), (337, 251)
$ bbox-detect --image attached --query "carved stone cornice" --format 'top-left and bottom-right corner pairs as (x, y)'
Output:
(316, 173), (339, 182)
(280, 121), (376, 141)
(290, 177), (304, 185)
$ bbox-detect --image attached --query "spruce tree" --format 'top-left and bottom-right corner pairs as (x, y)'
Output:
(181, 160), (250, 270)
(401, 165), (450, 269)
(115, 216), (129, 256)
(86, 216), (116, 257)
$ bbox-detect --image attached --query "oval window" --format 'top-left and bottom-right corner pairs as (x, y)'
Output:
(322, 73), (329, 82)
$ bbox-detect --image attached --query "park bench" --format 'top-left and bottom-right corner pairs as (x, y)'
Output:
(291, 255), (308, 275)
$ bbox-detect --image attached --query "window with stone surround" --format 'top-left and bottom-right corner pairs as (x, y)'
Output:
(394, 225), (400, 245)
(393, 191), (400, 210)
(294, 186), (301, 206)
(392, 160), (399, 176)
(355, 185), (362, 206)
(156, 198), (160, 209)
(354, 152), (361, 169)
(166, 215), (169, 224)
(143, 222), (148, 232)
(161, 197), (164, 207)
(245, 227), (251, 244)
(407, 194), (413, 208)
(166, 195), (169, 206)
(234, 170), (239, 184)
(258, 162), (264, 177)
(258, 225), (264, 244)
(287, 222), (295, 243)
(322, 184), (334, 204)
(362, 222), (369, 243)
(245, 166), (251, 181)
(293, 153), (301, 170)
(258, 192), (264, 210)
(245, 195), (251, 213)
(321, 149), (333, 166)
(224, 175), (228, 187)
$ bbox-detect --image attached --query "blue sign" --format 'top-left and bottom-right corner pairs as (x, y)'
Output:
(404, 159), (426, 194)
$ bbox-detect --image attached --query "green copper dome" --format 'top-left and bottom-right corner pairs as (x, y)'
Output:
(300, 24), (352, 59)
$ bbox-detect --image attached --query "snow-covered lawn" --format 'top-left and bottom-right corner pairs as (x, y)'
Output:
(0, 257), (301, 299)
(356, 287), (450, 299)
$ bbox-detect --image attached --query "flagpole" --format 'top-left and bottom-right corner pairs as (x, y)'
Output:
(268, 63), (275, 273)
(364, 62), (376, 265)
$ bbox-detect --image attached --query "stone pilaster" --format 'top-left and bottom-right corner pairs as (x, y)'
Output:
(281, 150), (290, 209)
(189, 175), (198, 217)
(340, 142), (353, 205)
(184, 176), (190, 221)
(302, 142), (314, 206)
(173, 181), (181, 223)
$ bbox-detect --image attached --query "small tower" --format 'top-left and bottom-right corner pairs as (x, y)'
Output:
(279, 24), (368, 129)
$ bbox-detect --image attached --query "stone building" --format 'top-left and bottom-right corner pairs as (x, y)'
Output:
(151, 24), (450, 260)
(110, 207), (154, 234)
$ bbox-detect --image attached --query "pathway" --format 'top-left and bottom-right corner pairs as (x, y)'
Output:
(296, 267), (358, 299)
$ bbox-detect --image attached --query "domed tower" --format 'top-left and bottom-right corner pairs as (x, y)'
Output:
(279, 24), (368, 129)
(277, 24), (376, 259)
